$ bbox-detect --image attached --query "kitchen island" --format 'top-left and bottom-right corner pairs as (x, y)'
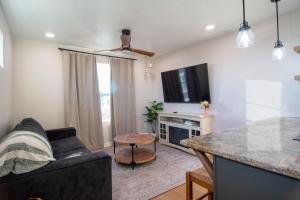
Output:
(181, 117), (300, 200)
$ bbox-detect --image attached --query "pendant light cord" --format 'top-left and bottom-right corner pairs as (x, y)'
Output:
(242, 0), (246, 24)
(276, 1), (280, 42)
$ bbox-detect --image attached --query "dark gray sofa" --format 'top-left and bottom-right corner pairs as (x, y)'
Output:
(0, 122), (112, 200)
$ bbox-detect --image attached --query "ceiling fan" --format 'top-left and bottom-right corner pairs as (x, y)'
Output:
(96, 29), (155, 57)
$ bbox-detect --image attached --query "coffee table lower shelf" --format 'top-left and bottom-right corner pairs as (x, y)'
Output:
(115, 147), (156, 169)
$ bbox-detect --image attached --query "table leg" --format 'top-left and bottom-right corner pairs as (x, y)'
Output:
(113, 142), (116, 154)
(130, 144), (135, 170)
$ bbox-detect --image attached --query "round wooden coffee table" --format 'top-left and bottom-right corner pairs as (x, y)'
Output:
(113, 133), (156, 169)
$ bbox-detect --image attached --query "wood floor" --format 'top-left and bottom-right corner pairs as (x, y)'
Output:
(151, 183), (210, 200)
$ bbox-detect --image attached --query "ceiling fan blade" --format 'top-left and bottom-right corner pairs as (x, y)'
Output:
(129, 48), (155, 57)
(95, 48), (121, 52)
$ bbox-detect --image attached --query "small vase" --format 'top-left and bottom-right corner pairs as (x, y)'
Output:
(203, 108), (209, 115)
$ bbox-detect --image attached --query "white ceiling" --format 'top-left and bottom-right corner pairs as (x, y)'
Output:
(1, 0), (300, 56)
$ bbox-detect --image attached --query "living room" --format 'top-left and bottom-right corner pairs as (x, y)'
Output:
(1, 0), (300, 200)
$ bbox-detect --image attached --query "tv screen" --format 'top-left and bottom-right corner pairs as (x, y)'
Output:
(161, 63), (210, 103)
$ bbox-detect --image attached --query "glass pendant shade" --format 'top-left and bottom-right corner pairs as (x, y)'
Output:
(237, 0), (254, 48)
(237, 23), (254, 48)
(272, 0), (285, 61)
(272, 41), (286, 60)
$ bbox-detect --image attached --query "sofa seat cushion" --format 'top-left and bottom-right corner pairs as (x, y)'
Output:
(50, 136), (86, 156)
(0, 149), (99, 184)
(54, 148), (91, 160)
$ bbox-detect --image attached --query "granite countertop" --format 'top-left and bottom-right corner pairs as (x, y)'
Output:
(181, 117), (300, 180)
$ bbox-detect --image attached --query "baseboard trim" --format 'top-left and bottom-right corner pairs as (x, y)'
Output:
(104, 141), (113, 147)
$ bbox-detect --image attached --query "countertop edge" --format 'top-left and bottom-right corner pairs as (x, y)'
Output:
(181, 139), (300, 180)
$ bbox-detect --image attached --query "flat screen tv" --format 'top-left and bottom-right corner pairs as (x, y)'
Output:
(161, 63), (210, 103)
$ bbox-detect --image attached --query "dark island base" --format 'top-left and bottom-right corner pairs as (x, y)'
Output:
(214, 156), (300, 200)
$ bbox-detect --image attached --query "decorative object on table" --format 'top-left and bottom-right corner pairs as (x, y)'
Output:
(143, 100), (163, 133)
(271, 0), (286, 61)
(113, 133), (156, 170)
(236, 0), (254, 48)
(200, 101), (210, 115)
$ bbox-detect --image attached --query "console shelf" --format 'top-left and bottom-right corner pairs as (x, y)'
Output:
(158, 112), (213, 154)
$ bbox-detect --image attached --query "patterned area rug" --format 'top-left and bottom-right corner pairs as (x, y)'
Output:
(104, 143), (201, 200)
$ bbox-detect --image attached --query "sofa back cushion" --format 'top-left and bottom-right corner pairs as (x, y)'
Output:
(0, 118), (55, 177)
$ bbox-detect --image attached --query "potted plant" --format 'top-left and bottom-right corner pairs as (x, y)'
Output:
(143, 101), (163, 134)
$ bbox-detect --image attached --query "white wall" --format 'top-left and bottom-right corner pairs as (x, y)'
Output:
(153, 11), (300, 131)
(12, 39), (152, 143)
(12, 10), (300, 137)
(0, 6), (13, 138)
(134, 55), (155, 133)
(13, 39), (65, 129)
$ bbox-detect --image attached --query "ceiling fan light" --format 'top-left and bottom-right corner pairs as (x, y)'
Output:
(121, 49), (132, 55)
(237, 22), (254, 48)
(272, 40), (286, 60)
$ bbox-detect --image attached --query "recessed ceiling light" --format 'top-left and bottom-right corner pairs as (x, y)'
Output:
(45, 32), (55, 38)
(205, 24), (215, 31)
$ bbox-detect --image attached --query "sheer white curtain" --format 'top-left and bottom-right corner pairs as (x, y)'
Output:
(96, 56), (113, 146)
(110, 58), (136, 136)
(62, 51), (104, 150)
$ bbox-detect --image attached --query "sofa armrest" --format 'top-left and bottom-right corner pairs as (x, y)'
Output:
(45, 127), (76, 141)
(0, 151), (112, 200)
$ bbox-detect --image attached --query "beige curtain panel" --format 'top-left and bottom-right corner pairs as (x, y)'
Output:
(62, 51), (104, 150)
(111, 58), (136, 136)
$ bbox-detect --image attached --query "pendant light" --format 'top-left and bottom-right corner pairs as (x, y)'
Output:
(237, 0), (254, 48)
(271, 0), (286, 60)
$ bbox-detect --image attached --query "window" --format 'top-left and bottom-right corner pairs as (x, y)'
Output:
(0, 29), (3, 69)
(97, 63), (111, 121)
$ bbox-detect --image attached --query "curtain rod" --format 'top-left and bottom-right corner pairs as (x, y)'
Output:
(58, 48), (137, 61)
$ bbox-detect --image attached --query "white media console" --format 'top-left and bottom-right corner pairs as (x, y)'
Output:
(158, 112), (213, 154)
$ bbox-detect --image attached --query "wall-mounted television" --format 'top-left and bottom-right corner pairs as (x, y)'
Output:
(161, 63), (210, 103)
